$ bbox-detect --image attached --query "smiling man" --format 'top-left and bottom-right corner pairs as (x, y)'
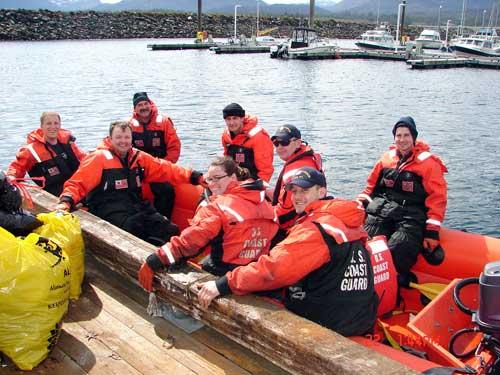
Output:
(7, 111), (87, 196)
(55, 121), (205, 246)
(357, 116), (448, 287)
(196, 166), (379, 337)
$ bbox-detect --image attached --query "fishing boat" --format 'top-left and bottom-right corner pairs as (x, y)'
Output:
(415, 29), (446, 50)
(11, 186), (500, 374)
(453, 28), (500, 57)
(270, 28), (338, 60)
(355, 23), (399, 51)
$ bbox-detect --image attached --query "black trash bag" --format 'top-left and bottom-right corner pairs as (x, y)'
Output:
(0, 172), (22, 212)
(0, 209), (43, 236)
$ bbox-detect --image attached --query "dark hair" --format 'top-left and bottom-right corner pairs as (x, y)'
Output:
(210, 156), (251, 181)
(109, 120), (132, 136)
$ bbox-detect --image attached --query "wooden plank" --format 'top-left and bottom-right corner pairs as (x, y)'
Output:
(0, 347), (86, 375)
(29, 188), (420, 375)
(84, 258), (262, 375)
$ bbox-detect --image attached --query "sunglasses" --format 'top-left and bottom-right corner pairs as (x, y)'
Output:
(273, 138), (296, 147)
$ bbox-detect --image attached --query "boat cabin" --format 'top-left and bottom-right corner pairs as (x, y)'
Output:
(290, 28), (320, 48)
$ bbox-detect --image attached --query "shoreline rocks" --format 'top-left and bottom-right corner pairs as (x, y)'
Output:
(0, 9), (423, 41)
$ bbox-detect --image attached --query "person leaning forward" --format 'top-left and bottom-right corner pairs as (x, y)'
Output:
(55, 121), (206, 246)
(270, 124), (324, 229)
(7, 111), (87, 196)
(138, 156), (279, 292)
(221, 103), (274, 182)
(357, 116), (448, 287)
(197, 167), (379, 337)
(130, 92), (181, 219)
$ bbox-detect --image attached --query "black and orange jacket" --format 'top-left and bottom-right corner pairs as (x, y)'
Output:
(215, 198), (378, 336)
(221, 115), (274, 182)
(272, 144), (323, 229)
(58, 137), (200, 209)
(131, 100), (181, 163)
(161, 179), (278, 268)
(359, 140), (448, 238)
(7, 128), (86, 196)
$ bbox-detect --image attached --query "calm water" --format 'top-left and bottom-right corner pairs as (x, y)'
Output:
(0, 38), (498, 237)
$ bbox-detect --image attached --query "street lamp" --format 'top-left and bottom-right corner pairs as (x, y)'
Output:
(437, 5), (442, 30)
(234, 4), (242, 41)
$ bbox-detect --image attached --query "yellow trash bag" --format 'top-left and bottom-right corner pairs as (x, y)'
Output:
(34, 211), (85, 300)
(0, 227), (70, 370)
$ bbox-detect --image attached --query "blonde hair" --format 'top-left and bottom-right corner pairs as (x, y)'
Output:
(109, 120), (132, 136)
(40, 111), (61, 125)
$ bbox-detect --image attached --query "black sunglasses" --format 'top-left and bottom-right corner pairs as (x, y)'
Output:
(273, 138), (296, 147)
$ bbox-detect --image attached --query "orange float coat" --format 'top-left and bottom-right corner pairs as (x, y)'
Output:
(272, 144), (323, 229)
(221, 115), (274, 182)
(130, 100), (181, 163)
(359, 140), (448, 238)
(7, 128), (86, 196)
(58, 137), (198, 210)
(161, 180), (278, 273)
(216, 199), (379, 336)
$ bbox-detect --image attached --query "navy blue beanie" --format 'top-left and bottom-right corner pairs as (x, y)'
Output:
(392, 116), (418, 140)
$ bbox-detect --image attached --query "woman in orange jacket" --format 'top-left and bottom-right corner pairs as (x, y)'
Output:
(138, 156), (279, 292)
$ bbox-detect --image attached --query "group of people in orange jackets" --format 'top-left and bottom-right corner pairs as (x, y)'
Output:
(5, 94), (447, 336)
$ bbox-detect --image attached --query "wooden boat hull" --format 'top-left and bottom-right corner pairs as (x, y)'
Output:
(27, 186), (500, 374)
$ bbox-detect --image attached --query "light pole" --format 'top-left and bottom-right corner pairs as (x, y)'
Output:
(234, 4), (241, 40)
(256, 0), (260, 36)
(445, 19), (452, 43)
(482, 9), (487, 27)
(437, 5), (442, 30)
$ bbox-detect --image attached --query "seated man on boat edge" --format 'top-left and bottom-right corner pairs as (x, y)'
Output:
(130, 92), (180, 219)
(221, 103), (274, 183)
(270, 124), (324, 230)
(55, 120), (206, 246)
(7, 111), (87, 197)
(357, 116), (448, 287)
(138, 156), (279, 292)
(196, 167), (379, 337)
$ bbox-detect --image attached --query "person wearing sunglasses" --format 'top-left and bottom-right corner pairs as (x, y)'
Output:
(221, 103), (274, 182)
(138, 156), (279, 292)
(196, 167), (379, 337)
(270, 124), (324, 229)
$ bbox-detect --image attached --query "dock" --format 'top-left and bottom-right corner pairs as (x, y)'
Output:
(337, 48), (407, 61)
(147, 43), (216, 51)
(0, 256), (288, 375)
(407, 56), (500, 69)
(211, 45), (271, 54)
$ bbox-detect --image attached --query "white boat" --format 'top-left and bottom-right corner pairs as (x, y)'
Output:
(355, 23), (398, 50)
(453, 28), (500, 57)
(255, 36), (277, 46)
(271, 28), (337, 59)
(415, 29), (446, 50)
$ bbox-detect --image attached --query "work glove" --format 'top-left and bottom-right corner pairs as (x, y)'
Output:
(423, 238), (440, 251)
(138, 245), (175, 292)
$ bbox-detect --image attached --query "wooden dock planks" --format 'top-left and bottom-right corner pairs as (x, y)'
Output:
(22, 188), (420, 375)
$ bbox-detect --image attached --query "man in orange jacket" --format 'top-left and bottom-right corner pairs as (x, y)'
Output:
(270, 124), (323, 229)
(197, 167), (379, 337)
(221, 103), (274, 182)
(357, 116), (448, 286)
(130, 92), (181, 219)
(55, 121), (205, 246)
(7, 111), (87, 196)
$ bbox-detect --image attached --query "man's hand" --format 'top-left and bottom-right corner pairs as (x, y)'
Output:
(197, 281), (220, 310)
(423, 238), (439, 251)
(55, 202), (70, 212)
(138, 262), (155, 292)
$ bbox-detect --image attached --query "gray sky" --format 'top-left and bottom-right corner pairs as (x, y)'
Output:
(100, 0), (340, 3)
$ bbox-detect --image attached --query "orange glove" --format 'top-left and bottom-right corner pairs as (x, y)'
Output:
(138, 262), (155, 292)
(423, 238), (439, 251)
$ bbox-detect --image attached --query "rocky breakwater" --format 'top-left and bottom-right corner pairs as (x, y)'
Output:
(0, 9), (420, 41)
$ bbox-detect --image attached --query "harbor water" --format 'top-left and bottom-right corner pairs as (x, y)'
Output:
(0, 38), (498, 237)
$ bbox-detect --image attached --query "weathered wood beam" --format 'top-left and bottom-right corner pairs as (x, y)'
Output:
(29, 188), (419, 375)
